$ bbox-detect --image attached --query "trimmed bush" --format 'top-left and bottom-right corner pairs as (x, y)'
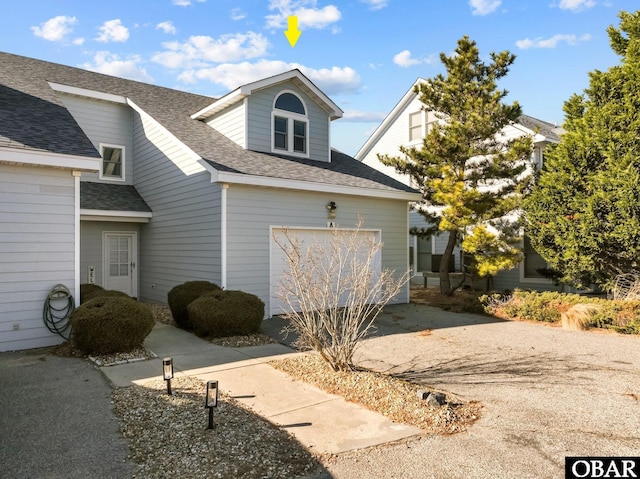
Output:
(167, 281), (221, 330)
(70, 296), (154, 354)
(81, 284), (131, 304)
(80, 283), (104, 304)
(187, 290), (264, 338)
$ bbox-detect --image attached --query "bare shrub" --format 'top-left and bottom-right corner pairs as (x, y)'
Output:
(611, 273), (640, 301)
(273, 224), (409, 372)
(561, 303), (601, 331)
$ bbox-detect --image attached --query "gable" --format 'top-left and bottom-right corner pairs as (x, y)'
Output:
(57, 93), (134, 184)
(245, 82), (330, 161)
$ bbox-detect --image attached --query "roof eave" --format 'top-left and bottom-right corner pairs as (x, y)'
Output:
(191, 69), (344, 121)
(354, 78), (425, 161)
(0, 146), (100, 172)
(212, 170), (421, 201)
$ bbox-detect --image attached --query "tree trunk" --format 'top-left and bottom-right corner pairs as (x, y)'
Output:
(439, 230), (458, 296)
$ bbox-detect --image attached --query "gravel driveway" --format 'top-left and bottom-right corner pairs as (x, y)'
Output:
(322, 303), (640, 479)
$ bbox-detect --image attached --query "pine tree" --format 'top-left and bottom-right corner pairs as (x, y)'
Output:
(379, 36), (533, 295)
(523, 10), (640, 290)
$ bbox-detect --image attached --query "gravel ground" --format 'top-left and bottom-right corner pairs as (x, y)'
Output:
(112, 376), (325, 479)
(271, 354), (481, 434)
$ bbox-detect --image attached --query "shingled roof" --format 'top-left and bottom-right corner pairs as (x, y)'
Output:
(80, 182), (151, 212)
(518, 114), (564, 143)
(0, 52), (416, 196)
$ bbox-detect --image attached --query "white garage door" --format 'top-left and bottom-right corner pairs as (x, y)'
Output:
(269, 227), (381, 317)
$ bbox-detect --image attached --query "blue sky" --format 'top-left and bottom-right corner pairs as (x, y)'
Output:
(1, 0), (629, 156)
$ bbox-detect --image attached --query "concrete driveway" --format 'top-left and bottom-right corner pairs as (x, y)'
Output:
(301, 303), (640, 479)
(270, 304), (640, 479)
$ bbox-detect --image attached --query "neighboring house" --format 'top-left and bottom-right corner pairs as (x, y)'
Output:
(0, 52), (420, 352)
(355, 79), (563, 292)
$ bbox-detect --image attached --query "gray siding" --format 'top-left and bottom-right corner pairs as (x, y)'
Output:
(60, 94), (134, 184)
(80, 221), (140, 288)
(131, 111), (221, 304)
(225, 185), (410, 315)
(0, 164), (75, 351)
(207, 100), (246, 147)
(246, 83), (330, 161)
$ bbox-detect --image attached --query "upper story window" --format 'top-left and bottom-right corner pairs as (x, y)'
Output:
(409, 110), (436, 143)
(272, 91), (308, 157)
(409, 111), (423, 142)
(100, 143), (125, 181)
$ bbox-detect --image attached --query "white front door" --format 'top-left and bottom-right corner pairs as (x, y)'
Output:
(103, 232), (137, 297)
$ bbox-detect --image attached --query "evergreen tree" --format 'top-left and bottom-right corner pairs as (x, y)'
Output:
(523, 10), (640, 290)
(379, 36), (533, 295)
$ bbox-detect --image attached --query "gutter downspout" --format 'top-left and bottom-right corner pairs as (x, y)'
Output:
(221, 183), (228, 289)
(73, 171), (81, 302)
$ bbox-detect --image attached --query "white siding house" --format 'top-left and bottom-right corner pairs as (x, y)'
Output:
(0, 52), (420, 351)
(355, 78), (564, 291)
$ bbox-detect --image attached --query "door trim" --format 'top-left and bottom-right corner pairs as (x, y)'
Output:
(102, 231), (138, 298)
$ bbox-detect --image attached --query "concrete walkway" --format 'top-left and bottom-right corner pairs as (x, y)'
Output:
(100, 322), (422, 455)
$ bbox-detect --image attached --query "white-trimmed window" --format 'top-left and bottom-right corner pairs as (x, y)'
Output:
(409, 110), (436, 143)
(272, 91), (308, 157)
(100, 144), (125, 181)
(409, 111), (422, 142)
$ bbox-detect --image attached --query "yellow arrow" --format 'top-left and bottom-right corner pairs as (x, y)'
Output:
(284, 16), (301, 47)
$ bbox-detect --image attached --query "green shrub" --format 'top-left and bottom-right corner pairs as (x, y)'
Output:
(187, 290), (264, 338)
(167, 281), (222, 330)
(482, 289), (640, 334)
(81, 284), (131, 304)
(70, 296), (154, 354)
(80, 283), (104, 303)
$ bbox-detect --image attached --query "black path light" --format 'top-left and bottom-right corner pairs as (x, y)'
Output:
(163, 358), (174, 395)
(205, 380), (219, 430)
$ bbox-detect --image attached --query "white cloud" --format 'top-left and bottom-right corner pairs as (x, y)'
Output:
(172, 0), (206, 5)
(96, 19), (129, 43)
(393, 50), (420, 67)
(266, 0), (341, 30)
(516, 33), (591, 49)
(178, 59), (360, 95)
(82, 51), (154, 83)
(72, 37), (85, 46)
(392, 50), (435, 68)
(360, 0), (389, 10)
(31, 15), (77, 42)
(156, 21), (176, 35)
(558, 0), (596, 11)
(342, 110), (386, 122)
(469, 0), (501, 15)
(152, 32), (269, 69)
(230, 8), (246, 20)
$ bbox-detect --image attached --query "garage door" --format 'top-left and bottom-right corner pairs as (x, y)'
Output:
(270, 227), (381, 317)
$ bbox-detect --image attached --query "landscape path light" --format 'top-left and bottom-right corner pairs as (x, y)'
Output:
(205, 380), (219, 430)
(163, 357), (174, 395)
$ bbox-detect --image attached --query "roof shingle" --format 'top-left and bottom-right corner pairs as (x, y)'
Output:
(0, 51), (415, 196)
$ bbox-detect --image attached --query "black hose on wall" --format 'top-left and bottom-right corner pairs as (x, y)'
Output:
(43, 284), (75, 340)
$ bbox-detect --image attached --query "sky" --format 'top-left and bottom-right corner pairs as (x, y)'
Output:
(1, 0), (631, 156)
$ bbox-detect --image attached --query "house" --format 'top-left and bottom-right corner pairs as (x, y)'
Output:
(355, 79), (563, 292)
(0, 51), (420, 352)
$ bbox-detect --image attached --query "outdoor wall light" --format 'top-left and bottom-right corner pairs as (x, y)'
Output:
(163, 357), (174, 395)
(326, 201), (337, 219)
(205, 380), (219, 430)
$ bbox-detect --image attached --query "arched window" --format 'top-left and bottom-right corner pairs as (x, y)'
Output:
(272, 91), (308, 156)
